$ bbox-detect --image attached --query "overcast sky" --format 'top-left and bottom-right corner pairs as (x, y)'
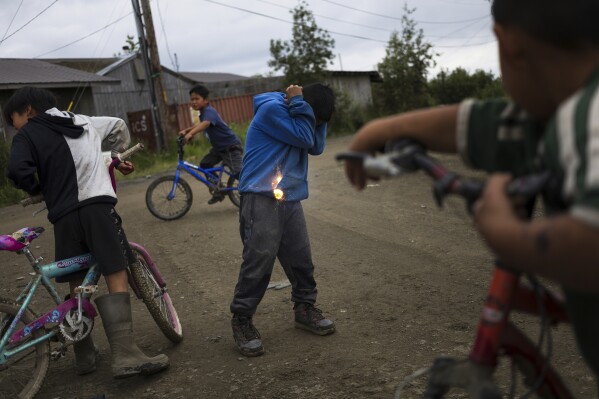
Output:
(0, 0), (499, 78)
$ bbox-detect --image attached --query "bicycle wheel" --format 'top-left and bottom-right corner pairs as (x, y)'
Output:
(129, 244), (183, 344)
(0, 297), (50, 399)
(145, 175), (193, 220)
(225, 169), (240, 208)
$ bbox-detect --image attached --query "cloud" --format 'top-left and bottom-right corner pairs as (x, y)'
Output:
(0, 0), (499, 77)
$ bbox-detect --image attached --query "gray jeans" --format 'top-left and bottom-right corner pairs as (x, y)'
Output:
(230, 193), (318, 316)
(200, 146), (243, 177)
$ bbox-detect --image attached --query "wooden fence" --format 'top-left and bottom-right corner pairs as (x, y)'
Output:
(175, 93), (254, 130)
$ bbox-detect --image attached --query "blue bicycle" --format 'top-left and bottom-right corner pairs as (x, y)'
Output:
(145, 137), (240, 220)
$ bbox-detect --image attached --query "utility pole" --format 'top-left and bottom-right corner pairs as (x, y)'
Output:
(131, 0), (163, 151)
(140, 0), (172, 149)
(131, 0), (169, 151)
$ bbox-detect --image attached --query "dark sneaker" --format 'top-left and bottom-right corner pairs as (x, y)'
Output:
(207, 193), (225, 205)
(231, 315), (264, 357)
(294, 303), (336, 335)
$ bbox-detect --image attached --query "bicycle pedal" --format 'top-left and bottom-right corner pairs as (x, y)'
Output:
(50, 347), (68, 361)
(74, 285), (98, 294)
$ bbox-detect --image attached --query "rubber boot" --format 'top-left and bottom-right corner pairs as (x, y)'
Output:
(74, 334), (99, 375)
(95, 292), (169, 379)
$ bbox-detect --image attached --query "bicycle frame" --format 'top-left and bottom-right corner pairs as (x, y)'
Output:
(424, 264), (573, 398)
(0, 241), (100, 366)
(168, 160), (237, 200)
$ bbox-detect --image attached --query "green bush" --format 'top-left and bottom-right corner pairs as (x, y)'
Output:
(328, 89), (369, 137)
(0, 138), (26, 206)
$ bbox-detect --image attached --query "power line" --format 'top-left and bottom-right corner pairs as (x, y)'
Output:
(0, 0), (59, 46)
(69, 0), (127, 112)
(34, 12), (133, 58)
(203, 0), (387, 43)
(321, 0), (489, 24)
(257, 0), (493, 41)
(255, 0), (393, 33)
(1, 0), (25, 44)
(156, 0), (177, 69)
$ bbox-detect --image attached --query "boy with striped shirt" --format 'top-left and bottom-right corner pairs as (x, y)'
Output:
(344, 0), (599, 388)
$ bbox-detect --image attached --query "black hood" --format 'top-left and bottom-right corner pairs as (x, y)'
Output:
(26, 112), (84, 138)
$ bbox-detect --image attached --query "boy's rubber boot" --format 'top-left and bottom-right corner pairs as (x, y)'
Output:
(73, 334), (99, 375)
(95, 292), (169, 379)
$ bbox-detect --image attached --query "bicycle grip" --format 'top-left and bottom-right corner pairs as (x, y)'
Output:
(21, 194), (44, 207)
(117, 143), (145, 161)
(506, 171), (552, 198)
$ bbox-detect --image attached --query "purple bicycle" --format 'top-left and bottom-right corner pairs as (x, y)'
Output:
(0, 144), (182, 399)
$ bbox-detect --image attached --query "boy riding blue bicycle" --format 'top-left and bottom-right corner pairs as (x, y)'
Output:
(179, 84), (243, 204)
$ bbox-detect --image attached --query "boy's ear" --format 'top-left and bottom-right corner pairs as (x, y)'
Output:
(25, 105), (35, 118)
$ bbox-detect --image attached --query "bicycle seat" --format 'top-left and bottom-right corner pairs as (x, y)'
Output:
(0, 227), (45, 252)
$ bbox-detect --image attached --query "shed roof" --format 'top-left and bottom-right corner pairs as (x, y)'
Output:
(180, 72), (249, 83)
(41, 57), (120, 73)
(0, 58), (118, 89)
(331, 70), (382, 82)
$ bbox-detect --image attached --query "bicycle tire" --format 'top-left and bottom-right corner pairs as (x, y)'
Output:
(129, 245), (183, 344)
(145, 175), (193, 220)
(224, 167), (240, 208)
(0, 297), (50, 399)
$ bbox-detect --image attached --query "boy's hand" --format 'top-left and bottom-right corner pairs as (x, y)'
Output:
(344, 159), (368, 191)
(178, 129), (193, 143)
(117, 160), (135, 175)
(285, 84), (303, 103)
(473, 174), (518, 238)
(183, 132), (193, 143)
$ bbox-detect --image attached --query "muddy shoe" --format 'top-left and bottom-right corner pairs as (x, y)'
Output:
(207, 193), (225, 205)
(231, 315), (264, 357)
(294, 303), (336, 335)
(74, 335), (99, 375)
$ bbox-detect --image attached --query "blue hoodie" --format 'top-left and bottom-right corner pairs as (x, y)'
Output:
(238, 92), (327, 201)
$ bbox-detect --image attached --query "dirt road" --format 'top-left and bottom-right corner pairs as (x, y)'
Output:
(0, 136), (595, 399)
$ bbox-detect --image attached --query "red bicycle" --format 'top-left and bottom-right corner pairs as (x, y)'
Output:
(337, 140), (573, 399)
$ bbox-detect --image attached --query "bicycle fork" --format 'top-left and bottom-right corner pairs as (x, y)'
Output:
(423, 264), (518, 398)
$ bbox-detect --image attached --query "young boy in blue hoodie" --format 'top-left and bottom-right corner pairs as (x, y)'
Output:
(229, 83), (336, 357)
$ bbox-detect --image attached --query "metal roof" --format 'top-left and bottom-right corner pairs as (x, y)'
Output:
(0, 58), (119, 89)
(41, 57), (120, 73)
(331, 70), (382, 82)
(96, 53), (138, 76)
(180, 71), (249, 83)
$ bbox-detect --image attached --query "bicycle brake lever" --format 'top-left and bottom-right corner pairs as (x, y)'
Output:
(364, 154), (402, 178)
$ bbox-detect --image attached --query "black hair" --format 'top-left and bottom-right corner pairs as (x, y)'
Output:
(3, 86), (57, 126)
(301, 83), (335, 123)
(491, 0), (599, 49)
(189, 85), (210, 99)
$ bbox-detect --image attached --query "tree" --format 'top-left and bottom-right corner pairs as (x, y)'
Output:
(268, 0), (335, 85)
(428, 67), (505, 105)
(114, 34), (140, 57)
(375, 5), (436, 114)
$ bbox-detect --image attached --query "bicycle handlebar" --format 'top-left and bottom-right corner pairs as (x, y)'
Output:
(20, 194), (44, 207)
(109, 142), (145, 192)
(115, 142), (145, 162)
(336, 139), (552, 211)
